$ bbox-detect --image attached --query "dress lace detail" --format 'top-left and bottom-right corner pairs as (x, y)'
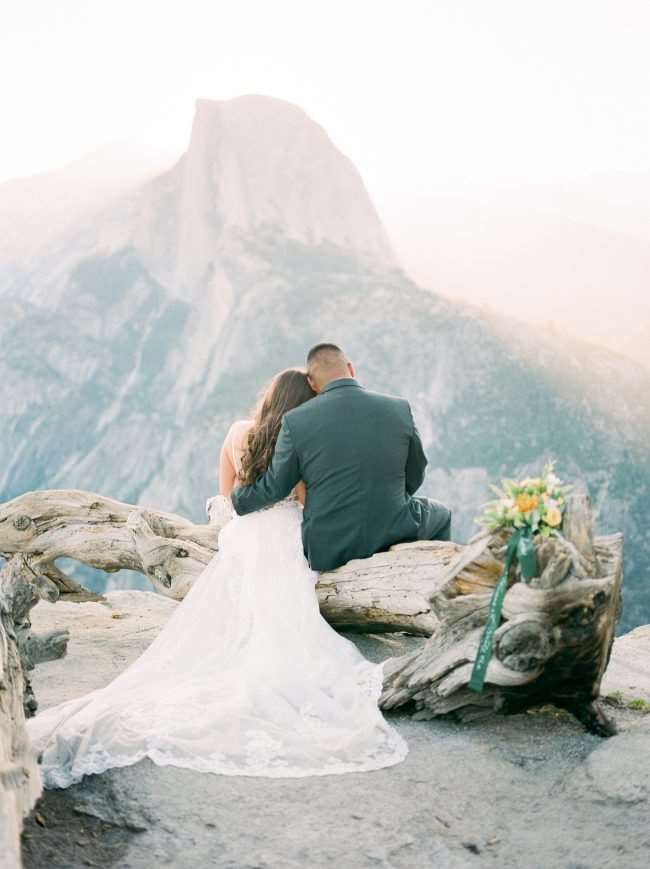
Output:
(27, 500), (408, 787)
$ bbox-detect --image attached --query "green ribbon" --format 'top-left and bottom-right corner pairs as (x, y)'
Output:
(468, 526), (537, 693)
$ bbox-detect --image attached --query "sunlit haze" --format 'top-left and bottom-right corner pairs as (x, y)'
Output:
(2, 0), (649, 357)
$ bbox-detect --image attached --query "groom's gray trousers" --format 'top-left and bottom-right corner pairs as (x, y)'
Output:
(410, 496), (452, 542)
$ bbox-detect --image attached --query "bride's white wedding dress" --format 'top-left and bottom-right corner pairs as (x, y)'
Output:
(27, 491), (408, 787)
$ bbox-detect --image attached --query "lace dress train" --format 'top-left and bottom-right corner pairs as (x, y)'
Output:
(26, 500), (408, 787)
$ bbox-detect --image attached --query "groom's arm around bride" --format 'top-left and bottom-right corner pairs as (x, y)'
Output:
(231, 343), (451, 571)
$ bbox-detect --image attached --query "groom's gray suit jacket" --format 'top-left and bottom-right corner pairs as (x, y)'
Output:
(231, 377), (448, 572)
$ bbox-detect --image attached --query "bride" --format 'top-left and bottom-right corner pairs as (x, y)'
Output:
(27, 368), (408, 787)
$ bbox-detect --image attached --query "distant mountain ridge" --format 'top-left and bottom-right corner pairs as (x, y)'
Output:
(392, 196), (650, 370)
(1, 96), (648, 631)
(0, 142), (177, 264)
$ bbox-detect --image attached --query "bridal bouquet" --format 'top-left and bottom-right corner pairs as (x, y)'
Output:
(469, 461), (572, 694)
(477, 461), (572, 538)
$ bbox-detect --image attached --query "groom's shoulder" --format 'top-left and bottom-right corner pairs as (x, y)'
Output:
(282, 386), (411, 430)
(363, 386), (408, 403)
(344, 386), (413, 425)
(363, 387), (412, 414)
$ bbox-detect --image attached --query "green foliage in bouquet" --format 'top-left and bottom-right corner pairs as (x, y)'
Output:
(477, 461), (573, 538)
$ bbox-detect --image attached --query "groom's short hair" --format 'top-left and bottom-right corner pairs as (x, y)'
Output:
(307, 342), (345, 364)
(306, 343), (349, 385)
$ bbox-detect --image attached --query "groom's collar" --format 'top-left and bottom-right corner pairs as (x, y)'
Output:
(320, 377), (362, 395)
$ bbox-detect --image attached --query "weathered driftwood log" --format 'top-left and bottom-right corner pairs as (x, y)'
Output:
(380, 494), (623, 736)
(0, 556), (50, 868)
(2, 556), (69, 717)
(318, 540), (462, 634)
(0, 489), (623, 735)
(0, 489), (225, 601)
(0, 489), (458, 632)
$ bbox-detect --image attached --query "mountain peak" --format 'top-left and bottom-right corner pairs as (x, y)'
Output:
(176, 95), (397, 267)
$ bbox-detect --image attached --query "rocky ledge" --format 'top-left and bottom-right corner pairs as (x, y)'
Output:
(19, 592), (650, 869)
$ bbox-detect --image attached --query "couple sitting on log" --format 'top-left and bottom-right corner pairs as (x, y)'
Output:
(27, 342), (453, 787)
(224, 342), (452, 566)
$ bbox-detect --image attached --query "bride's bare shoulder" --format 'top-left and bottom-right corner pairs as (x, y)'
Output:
(226, 418), (254, 449)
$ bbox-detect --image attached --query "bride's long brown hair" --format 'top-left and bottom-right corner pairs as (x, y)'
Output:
(239, 368), (316, 486)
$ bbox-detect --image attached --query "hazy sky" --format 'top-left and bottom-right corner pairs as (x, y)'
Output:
(2, 0), (650, 349)
(3, 1), (649, 186)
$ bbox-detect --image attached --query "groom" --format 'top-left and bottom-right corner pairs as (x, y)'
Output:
(231, 343), (452, 572)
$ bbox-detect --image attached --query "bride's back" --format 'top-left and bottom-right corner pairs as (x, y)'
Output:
(228, 419), (254, 478)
